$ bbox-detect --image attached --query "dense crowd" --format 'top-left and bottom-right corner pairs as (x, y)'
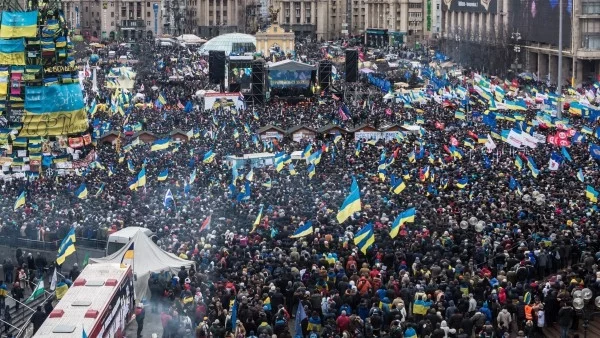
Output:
(0, 38), (600, 338)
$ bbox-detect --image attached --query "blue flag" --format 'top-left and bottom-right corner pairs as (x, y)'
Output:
(231, 299), (238, 332)
(590, 144), (600, 160)
(295, 301), (307, 336)
(561, 146), (572, 162)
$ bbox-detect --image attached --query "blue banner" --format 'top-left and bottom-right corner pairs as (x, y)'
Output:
(268, 70), (312, 89)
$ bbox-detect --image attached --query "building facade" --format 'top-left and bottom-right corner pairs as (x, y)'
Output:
(441, 0), (600, 86)
(60, 0), (162, 41)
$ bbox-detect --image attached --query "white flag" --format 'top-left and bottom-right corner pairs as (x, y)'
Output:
(50, 267), (57, 291)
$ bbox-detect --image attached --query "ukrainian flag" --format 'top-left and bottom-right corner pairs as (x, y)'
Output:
(158, 168), (168, 181)
(14, 191), (25, 211)
(336, 188), (361, 223)
(478, 134), (489, 144)
(288, 163), (297, 175)
(56, 227), (76, 265)
(464, 139), (474, 149)
(158, 93), (167, 105)
(582, 126), (594, 135)
(262, 179), (272, 188)
(108, 165), (115, 177)
(251, 206), (263, 232)
(354, 223), (375, 255)
(75, 183), (88, 199)
(456, 178), (468, 189)
(577, 168), (585, 183)
(390, 207), (416, 238)
(302, 144), (312, 159)
(151, 138), (170, 151)
(586, 185), (599, 202)
(455, 111), (466, 120)
(128, 177), (138, 190)
(290, 221), (314, 238)
(137, 168), (146, 187)
(233, 129), (239, 139)
(416, 116), (424, 124)
(189, 168), (197, 184)
(308, 163), (316, 179)
(127, 159), (135, 173)
(514, 156), (523, 170)
(0, 38), (25, 65)
(355, 142), (361, 157)
(408, 151), (416, 163)
(0, 11), (38, 38)
(95, 183), (105, 197)
(203, 150), (215, 163)
(334, 132), (342, 144)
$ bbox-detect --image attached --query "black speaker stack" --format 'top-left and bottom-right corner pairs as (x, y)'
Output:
(208, 50), (226, 85)
(345, 49), (358, 83)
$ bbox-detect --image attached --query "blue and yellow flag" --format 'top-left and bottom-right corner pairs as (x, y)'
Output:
(95, 183), (105, 197)
(203, 150), (215, 163)
(128, 177), (138, 191)
(0, 38), (25, 65)
(0, 11), (38, 38)
(290, 221), (313, 238)
(56, 227), (76, 265)
(308, 163), (316, 179)
(158, 93), (167, 105)
(158, 168), (168, 181)
(14, 191), (25, 211)
(336, 188), (361, 223)
(21, 84), (88, 137)
(302, 144), (312, 159)
(288, 163), (297, 176)
(75, 183), (88, 199)
(251, 206), (264, 232)
(151, 138), (170, 151)
(390, 207), (416, 238)
(120, 242), (134, 264)
(515, 156), (523, 170)
(354, 223), (375, 255)
(137, 168), (147, 187)
(390, 175), (406, 194)
(456, 178), (468, 189)
(586, 185), (599, 203)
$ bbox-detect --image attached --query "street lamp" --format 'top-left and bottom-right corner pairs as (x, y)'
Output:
(572, 288), (600, 338)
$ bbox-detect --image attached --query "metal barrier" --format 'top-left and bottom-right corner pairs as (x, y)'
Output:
(0, 236), (106, 251)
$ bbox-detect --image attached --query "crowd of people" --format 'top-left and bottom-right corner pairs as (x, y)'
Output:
(0, 36), (599, 338)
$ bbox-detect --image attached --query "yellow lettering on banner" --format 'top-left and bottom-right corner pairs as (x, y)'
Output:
(18, 109), (89, 137)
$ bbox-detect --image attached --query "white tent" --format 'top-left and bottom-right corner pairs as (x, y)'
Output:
(89, 230), (194, 301)
(176, 34), (207, 44)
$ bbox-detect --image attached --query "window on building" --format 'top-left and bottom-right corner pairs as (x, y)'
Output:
(122, 8), (126, 16)
(85, 6), (88, 12)
(285, 17), (290, 23)
(296, 16), (300, 23)
(223, 11), (227, 17)
(110, 2), (114, 6)
(582, 1), (600, 14)
(582, 34), (600, 49)
(147, 1), (150, 6)
(147, 20), (151, 26)
(306, 16), (311, 23)
(111, 21), (114, 26)
(111, 11), (114, 17)
(147, 11), (150, 16)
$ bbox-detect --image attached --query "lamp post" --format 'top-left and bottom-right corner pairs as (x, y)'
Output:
(511, 31), (522, 76)
(572, 288), (600, 338)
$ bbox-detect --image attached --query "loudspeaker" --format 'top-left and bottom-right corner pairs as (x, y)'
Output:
(251, 59), (265, 105)
(318, 61), (332, 92)
(209, 50), (226, 84)
(345, 49), (358, 83)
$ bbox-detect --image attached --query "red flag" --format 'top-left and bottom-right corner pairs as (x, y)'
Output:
(443, 145), (452, 154)
(177, 100), (185, 109)
(200, 215), (211, 233)
(435, 121), (445, 130)
(467, 131), (479, 141)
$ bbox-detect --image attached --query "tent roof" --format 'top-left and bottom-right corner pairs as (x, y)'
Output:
(177, 34), (207, 44)
(90, 230), (193, 301)
(267, 59), (316, 71)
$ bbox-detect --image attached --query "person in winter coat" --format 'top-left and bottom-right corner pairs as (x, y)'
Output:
(497, 307), (512, 332)
(31, 306), (46, 334)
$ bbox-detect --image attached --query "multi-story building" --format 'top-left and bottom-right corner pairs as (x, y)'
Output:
(441, 0), (600, 86)
(60, 0), (162, 41)
(362, 0), (431, 47)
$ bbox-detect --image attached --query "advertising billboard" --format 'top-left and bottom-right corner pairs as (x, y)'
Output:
(268, 70), (312, 89)
(443, 0), (497, 13)
(510, 0), (571, 47)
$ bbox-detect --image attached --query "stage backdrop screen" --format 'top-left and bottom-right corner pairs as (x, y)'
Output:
(229, 67), (252, 89)
(442, 0), (497, 13)
(510, 0), (571, 47)
(268, 70), (312, 89)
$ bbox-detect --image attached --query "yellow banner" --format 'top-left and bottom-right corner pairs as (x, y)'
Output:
(19, 109), (89, 137)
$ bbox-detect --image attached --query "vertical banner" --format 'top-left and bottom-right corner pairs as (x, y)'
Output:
(427, 0), (432, 31)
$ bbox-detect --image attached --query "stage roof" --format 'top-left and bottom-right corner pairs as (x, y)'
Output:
(267, 59), (316, 71)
